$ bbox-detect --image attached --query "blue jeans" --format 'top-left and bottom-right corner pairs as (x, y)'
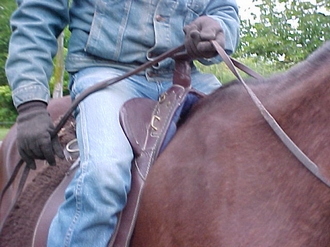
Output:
(47, 67), (220, 247)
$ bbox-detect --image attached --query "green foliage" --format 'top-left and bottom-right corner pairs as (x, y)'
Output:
(0, 85), (16, 126)
(50, 30), (71, 97)
(0, 0), (16, 86)
(196, 56), (284, 85)
(236, 0), (330, 70)
(49, 70), (70, 96)
(0, 1), (17, 126)
(0, 128), (10, 140)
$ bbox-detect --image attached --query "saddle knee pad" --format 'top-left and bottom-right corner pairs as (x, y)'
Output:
(119, 84), (203, 166)
(111, 84), (203, 247)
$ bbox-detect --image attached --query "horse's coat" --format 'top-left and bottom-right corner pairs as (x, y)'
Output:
(1, 40), (330, 246)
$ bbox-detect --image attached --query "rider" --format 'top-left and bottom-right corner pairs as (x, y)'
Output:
(5, 0), (240, 246)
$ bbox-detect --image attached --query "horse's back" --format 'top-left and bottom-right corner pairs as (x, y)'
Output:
(132, 91), (330, 246)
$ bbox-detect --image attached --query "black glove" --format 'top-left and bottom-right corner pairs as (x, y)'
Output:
(183, 16), (225, 59)
(16, 101), (64, 169)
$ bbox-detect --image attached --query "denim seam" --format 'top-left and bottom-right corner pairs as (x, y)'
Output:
(64, 173), (83, 247)
(64, 103), (88, 247)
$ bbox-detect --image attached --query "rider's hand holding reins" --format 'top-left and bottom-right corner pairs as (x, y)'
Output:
(16, 101), (65, 169)
(183, 16), (225, 59)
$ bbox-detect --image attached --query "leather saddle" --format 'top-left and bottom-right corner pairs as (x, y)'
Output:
(32, 55), (204, 246)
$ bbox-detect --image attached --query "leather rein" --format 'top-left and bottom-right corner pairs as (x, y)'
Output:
(1, 41), (329, 223)
(211, 40), (330, 188)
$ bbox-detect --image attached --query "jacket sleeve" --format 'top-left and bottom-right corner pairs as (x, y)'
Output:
(199, 0), (240, 65)
(5, 0), (69, 108)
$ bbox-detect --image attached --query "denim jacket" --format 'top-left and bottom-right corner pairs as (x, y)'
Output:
(6, 0), (240, 107)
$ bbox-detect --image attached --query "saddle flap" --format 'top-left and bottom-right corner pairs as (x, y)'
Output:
(119, 98), (157, 156)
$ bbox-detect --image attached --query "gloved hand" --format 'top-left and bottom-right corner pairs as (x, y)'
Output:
(16, 101), (64, 169)
(183, 16), (225, 59)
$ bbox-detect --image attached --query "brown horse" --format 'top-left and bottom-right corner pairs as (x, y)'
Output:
(131, 40), (330, 247)
(1, 40), (330, 246)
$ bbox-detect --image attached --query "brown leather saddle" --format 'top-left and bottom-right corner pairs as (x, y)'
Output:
(31, 55), (204, 246)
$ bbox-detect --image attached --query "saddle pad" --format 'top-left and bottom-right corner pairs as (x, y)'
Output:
(32, 160), (79, 247)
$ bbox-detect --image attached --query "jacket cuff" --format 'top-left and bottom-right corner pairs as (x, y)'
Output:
(11, 83), (50, 108)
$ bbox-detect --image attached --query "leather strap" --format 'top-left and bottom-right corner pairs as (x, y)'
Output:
(0, 160), (27, 231)
(211, 40), (330, 188)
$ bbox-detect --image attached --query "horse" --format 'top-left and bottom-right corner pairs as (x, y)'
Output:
(131, 40), (330, 246)
(1, 40), (330, 246)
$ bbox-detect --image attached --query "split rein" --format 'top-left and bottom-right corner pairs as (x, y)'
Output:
(1, 41), (330, 220)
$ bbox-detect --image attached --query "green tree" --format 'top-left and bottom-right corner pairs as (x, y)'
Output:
(0, 85), (16, 125)
(0, 0), (16, 86)
(236, 0), (330, 69)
